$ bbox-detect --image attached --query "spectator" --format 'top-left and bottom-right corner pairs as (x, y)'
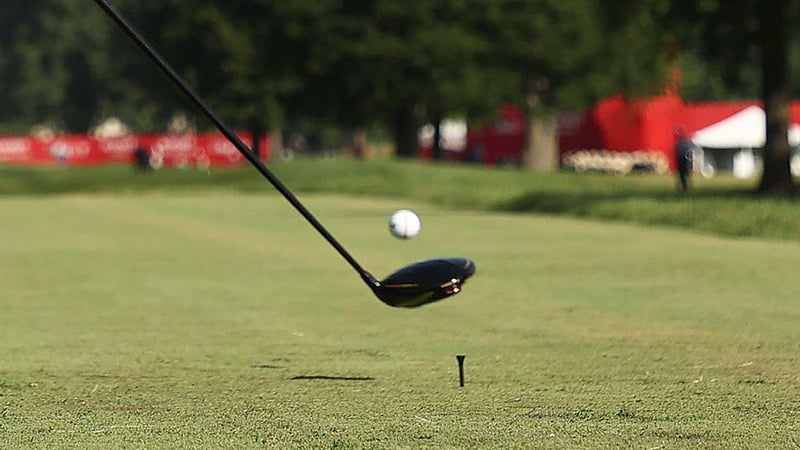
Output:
(132, 146), (152, 172)
(674, 128), (694, 192)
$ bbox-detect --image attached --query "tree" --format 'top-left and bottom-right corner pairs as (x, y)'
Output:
(281, 0), (670, 161)
(666, 0), (798, 196)
(462, 0), (672, 170)
(0, 0), (189, 133)
(758, 0), (793, 195)
(108, 0), (294, 133)
(7, 0), (796, 183)
(283, 0), (500, 157)
(0, 0), (111, 132)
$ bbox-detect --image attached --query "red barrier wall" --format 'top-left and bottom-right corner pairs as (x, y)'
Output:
(0, 132), (269, 167)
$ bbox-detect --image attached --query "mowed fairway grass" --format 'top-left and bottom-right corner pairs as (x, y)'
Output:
(2, 190), (800, 448)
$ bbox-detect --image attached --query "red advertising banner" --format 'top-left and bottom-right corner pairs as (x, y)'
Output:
(0, 132), (270, 167)
(0, 137), (39, 164)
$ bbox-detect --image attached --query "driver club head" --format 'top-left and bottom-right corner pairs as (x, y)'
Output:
(369, 257), (476, 308)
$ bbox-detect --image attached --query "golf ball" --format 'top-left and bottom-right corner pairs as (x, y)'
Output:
(389, 209), (421, 239)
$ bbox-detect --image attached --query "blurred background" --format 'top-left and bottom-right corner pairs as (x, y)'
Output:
(1, 0), (799, 192)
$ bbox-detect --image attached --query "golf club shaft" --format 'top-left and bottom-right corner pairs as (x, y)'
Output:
(95, 0), (377, 286)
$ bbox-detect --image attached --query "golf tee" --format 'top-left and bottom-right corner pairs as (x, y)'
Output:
(456, 354), (466, 387)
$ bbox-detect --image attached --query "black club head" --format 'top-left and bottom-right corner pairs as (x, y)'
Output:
(369, 257), (476, 307)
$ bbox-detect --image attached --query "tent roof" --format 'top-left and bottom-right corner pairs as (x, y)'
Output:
(691, 105), (800, 148)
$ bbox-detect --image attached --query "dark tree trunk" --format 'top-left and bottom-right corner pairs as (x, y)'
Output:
(64, 52), (97, 132)
(757, 0), (794, 196)
(348, 128), (368, 159)
(391, 106), (419, 158)
(269, 127), (282, 161)
(249, 120), (264, 161)
(431, 118), (443, 161)
(524, 113), (558, 171)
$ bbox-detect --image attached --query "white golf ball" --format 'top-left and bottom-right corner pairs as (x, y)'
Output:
(389, 209), (421, 239)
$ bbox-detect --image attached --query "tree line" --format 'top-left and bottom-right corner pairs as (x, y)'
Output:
(1, 0), (798, 193)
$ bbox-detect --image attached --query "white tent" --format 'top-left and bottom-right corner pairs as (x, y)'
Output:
(691, 105), (800, 148)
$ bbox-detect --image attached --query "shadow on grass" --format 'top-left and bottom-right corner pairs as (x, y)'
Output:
(491, 186), (762, 214)
(251, 364), (283, 369)
(0, 165), (262, 196)
(291, 375), (374, 382)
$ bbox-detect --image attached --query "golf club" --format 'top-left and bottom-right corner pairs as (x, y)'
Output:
(94, 0), (476, 308)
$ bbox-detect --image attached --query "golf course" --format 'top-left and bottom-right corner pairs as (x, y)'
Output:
(1, 160), (799, 448)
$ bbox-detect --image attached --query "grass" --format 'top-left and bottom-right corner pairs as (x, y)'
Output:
(1, 187), (799, 448)
(2, 159), (799, 243)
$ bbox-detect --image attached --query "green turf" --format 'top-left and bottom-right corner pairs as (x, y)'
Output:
(3, 160), (800, 244)
(1, 193), (798, 449)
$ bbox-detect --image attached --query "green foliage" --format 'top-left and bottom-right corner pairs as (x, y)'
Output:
(0, 1), (681, 136)
(678, 52), (761, 101)
(664, 0), (799, 195)
(665, 0), (800, 100)
(0, 0), (110, 132)
(1, 0), (798, 153)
